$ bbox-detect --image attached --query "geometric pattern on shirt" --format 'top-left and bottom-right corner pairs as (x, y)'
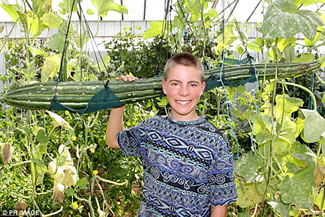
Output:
(117, 115), (238, 217)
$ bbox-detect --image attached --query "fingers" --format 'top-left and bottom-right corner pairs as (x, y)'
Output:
(115, 74), (137, 82)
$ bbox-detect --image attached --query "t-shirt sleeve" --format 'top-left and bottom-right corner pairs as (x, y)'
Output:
(117, 126), (141, 158)
(208, 133), (238, 206)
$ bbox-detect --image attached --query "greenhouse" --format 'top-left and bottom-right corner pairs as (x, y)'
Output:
(0, 0), (325, 216)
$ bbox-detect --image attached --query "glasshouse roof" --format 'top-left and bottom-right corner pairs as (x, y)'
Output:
(0, 0), (267, 22)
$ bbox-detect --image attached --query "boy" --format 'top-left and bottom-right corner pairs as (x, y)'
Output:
(106, 53), (237, 217)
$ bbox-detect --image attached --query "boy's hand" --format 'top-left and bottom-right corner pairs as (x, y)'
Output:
(116, 74), (137, 82)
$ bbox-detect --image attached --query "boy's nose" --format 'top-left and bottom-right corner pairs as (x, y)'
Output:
(179, 86), (189, 96)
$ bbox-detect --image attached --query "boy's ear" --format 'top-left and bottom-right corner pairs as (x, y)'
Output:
(201, 81), (206, 95)
(162, 80), (167, 94)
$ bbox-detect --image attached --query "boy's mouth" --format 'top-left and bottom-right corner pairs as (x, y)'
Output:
(176, 100), (191, 105)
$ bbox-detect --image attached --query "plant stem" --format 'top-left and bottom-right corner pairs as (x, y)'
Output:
(10, 160), (32, 167)
(33, 200), (63, 217)
(278, 80), (317, 111)
(96, 175), (128, 186)
(74, 194), (95, 217)
(10, 192), (30, 199)
(315, 70), (325, 85)
(321, 184), (325, 211)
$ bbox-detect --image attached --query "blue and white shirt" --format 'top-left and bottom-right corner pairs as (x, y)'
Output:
(117, 115), (237, 217)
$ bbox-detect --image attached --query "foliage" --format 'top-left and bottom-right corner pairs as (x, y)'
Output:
(104, 26), (172, 78)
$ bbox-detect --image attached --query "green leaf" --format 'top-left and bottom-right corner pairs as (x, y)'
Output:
(87, 9), (95, 15)
(322, 94), (325, 103)
(299, 0), (325, 7)
(36, 128), (48, 144)
(143, 21), (163, 39)
(305, 26), (323, 46)
(204, 9), (218, 20)
(27, 46), (48, 57)
(268, 201), (290, 217)
(1, 4), (20, 22)
(46, 111), (73, 131)
(48, 33), (65, 52)
(234, 153), (264, 183)
(29, 16), (48, 37)
(41, 12), (64, 29)
(259, 0), (324, 40)
(41, 54), (60, 82)
(90, 0), (128, 17)
(75, 33), (89, 49)
(293, 53), (314, 63)
(274, 94), (304, 119)
(277, 37), (296, 52)
(58, 0), (78, 15)
(77, 178), (89, 190)
(279, 165), (315, 209)
(64, 187), (75, 197)
(236, 180), (266, 208)
(301, 109), (325, 143)
(284, 141), (316, 194)
(189, 0), (202, 22)
(32, 0), (50, 17)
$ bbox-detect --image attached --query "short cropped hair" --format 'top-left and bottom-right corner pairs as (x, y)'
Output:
(163, 52), (204, 82)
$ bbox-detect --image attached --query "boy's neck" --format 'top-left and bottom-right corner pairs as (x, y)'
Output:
(169, 111), (200, 122)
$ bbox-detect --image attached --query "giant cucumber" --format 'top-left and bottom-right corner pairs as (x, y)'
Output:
(0, 60), (321, 110)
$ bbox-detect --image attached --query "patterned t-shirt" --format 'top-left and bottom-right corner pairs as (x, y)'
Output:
(117, 115), (237, 217)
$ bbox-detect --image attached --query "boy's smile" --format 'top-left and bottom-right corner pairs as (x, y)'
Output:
(162, 65), (206, 121)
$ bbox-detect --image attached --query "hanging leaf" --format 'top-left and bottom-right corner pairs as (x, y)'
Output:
(2, 143), (12, 165)
(1, 4), (20, 22)
(143, 21), (163, 39)
(236, 180), (266, 208)
(41, 54), (60, 82)
(90, 0), (128, 18)
(322, 94), (325, 103)
(279, 141), (316, 209)
(259, 0), (324, 40)
(52, 182), (65, 202)
(274, 94), (304, 119)
(301, 109), (325, 143)
(29, 16), (48, 37)
(279, 164), (315, 209)
(46, 111), (73, 131)
(41, 12), (63, 29)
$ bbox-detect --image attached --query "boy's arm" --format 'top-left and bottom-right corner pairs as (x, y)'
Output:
(106, 106), (125, 149)
(105, 74), (136, 149)
(210, 205), (227, 217)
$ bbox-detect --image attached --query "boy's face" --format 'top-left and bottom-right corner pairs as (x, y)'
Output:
(162, 65), (206, 121)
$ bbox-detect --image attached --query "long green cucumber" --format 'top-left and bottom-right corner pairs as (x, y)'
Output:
(0, 60), (321, 111)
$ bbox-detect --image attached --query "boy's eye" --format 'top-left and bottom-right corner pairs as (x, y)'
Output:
(171, 82), (179, 86)
(190, 83), (198, 87)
